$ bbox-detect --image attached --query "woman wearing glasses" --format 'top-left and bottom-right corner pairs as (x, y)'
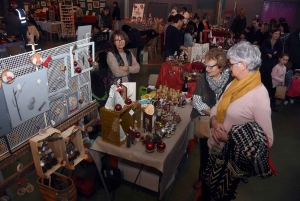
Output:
(107, 30), (140, 85)
(200, 42), (274, 201)
(191, 48), (232, 191)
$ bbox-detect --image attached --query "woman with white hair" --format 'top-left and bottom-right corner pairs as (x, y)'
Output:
(198, 41), (274, 201)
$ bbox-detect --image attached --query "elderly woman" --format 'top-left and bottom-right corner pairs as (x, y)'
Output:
(106, 30), (140, 85)
(199, 42), (274, 201)
(191, 48), (232, 190)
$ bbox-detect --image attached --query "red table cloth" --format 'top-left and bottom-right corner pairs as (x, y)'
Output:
(156, 62), (198, 94)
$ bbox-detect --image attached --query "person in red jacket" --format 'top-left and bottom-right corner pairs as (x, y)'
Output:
(284, 70), (300, 105)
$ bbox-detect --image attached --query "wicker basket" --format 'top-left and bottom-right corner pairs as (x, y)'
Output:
(100, 102), (141, 147)
(37, 172), (77, 201)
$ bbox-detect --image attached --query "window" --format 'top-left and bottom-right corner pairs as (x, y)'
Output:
(261, 1), (298, 25)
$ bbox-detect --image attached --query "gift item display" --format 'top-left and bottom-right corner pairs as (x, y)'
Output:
(29, 128), (65, 178)
(60, 126), (88, 170)
(101, 80), (141, 147)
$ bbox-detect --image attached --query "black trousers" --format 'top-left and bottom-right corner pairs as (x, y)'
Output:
(270, 87), (276, 105)
(198, 138), (211, 201)
(21, 25), (28, 47)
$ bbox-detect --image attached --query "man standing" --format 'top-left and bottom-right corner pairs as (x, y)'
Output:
(76, 4), (83, 26)
(2, 6), (21, 37)
(165, 14), (188, 60)
(247, 19), (262, 44)
(11, 1), (28, 46)
(230, 8), (247, 39)
(112, 2), (120, 30)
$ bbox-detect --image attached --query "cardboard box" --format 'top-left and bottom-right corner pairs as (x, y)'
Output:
(118, 159), (175, 192)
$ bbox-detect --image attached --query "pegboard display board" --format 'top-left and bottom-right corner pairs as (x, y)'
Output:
(48, 54), (69, 97)
(0, 38), (95, 157)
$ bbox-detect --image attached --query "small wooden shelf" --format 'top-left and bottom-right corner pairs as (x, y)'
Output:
(29, 128), (64, 178)
(59, 2), (75, 38)
(60, 126), (88, 170)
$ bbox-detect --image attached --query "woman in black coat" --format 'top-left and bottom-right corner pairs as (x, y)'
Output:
(260, 28), (283, 68)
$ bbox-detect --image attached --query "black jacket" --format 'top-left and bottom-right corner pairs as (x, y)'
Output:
(112, 7), (120, 21)
(285, 28), (300, 63)
(198, 21), (210, 43)
(247, 27), (262, 44)
(165, 25), (184, 56)
(190, 73), (232, 118)
(230, 15), (246, 37)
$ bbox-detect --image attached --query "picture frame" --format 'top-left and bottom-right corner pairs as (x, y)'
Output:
(69, 42), (95, 77)
(93, 1), (99, 8)
(78, 83), (91, 109)
(79, 2), (85, 8)
(88, 3), (92, 10)
(41, 1), (46, 6)
(49, 93), (68, 126)
(47, 2), (51, 6)
(47, 54), (69, 97)
(67, 91), (79, 115)
(100, 2), (105, 7)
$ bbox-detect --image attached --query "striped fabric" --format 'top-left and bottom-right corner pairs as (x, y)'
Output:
(193, 94), (210, 115)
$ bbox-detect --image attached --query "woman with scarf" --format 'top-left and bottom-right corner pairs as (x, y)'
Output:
(106, 30), (140, 86)
(191, 48), (232, 191)
(199, 42), (274, 201)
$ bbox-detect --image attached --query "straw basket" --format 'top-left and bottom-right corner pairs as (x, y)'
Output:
(37, 172), (77, 201)
(100, 102), (141, 147)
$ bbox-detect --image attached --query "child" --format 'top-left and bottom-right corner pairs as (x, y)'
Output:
(284, 70), (300, 105)
(239, 31), (247, 42)
(271, 53), (289, 107)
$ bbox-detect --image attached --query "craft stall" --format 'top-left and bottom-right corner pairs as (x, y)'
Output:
(0, 38), (104, 200)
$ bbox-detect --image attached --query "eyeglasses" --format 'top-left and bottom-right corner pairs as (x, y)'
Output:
(114, 39), (125, 43)
(228, 61), (240, 67)
(204, 63), (218, 69)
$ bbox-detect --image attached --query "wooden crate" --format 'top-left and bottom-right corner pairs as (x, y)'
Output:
(100, 102), (141, 147)
(60, 126), (88, 170)
(29, 127), (64, 178)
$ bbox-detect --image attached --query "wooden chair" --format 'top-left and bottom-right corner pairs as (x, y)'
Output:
(127, 47), (137, 58)
(145, 37), (158, 60)
(47, 24), (60, 41)
(5, 46), (23, 56)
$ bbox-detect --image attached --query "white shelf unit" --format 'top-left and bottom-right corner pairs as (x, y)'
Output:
(59, 3), (76, 38)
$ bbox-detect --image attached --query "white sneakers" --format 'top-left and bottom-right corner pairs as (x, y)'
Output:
(284, 99), (294, 105)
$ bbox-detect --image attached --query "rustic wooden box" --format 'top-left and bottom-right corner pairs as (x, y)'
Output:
(100, 102), (141, 147)
(29, 127), (64, 178)
(60, 126), (88, 170)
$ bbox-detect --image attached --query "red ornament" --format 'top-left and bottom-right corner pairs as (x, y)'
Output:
(135, 132), (141, 138)
(78, 99), (83, 104)
(125, 98), (132, 105)
(75, 67), (82, 74)
(156, 141), (166, 153)
(145, 141), (155, 153)
(115, 104), (122, 111)
(74, 61), (78, 66)
(88, 57), (93, 63)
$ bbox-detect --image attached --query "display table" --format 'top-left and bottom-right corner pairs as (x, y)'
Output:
(89, 105), (194, 199)
(74, 15), (97, 24)
(212, 29), (232, 37)
(0, 41), (25, 58)
(156, 62), (198, 94)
